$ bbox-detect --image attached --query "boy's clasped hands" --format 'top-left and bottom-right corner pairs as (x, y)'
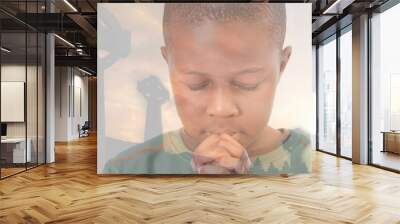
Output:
(191, 133), (252, 174)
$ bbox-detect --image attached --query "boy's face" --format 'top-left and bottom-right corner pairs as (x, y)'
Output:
(162, 21), (291, 148)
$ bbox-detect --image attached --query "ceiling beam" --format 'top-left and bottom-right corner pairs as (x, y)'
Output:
(67, 13), (97, 39)
(55, 55), (96, 72)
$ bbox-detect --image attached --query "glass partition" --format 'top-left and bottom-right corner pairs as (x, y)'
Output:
(0, 1), (46, 179)
(0, 31), (28, 178)
(371, 3), (400, 171)
(317, 36), (337, 155)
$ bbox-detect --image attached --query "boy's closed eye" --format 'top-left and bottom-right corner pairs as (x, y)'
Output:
(186, 80), (210, 91)
(182, 76), (267, 91)
(230, 79), (263, 91)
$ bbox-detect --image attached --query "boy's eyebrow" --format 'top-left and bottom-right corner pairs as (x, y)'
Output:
(182, 67), (265, 76)
(233, 67), (265, 76)
(183, 70), (209, 76)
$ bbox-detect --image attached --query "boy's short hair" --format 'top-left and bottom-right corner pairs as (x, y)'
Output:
(163, 3), (286, 48)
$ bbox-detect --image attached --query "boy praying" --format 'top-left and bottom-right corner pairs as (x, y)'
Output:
(104, 3), (312, 175)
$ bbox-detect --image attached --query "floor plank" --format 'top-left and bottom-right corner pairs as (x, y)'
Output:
(373, 151), (400, 171)
(0, 134), (400, 223)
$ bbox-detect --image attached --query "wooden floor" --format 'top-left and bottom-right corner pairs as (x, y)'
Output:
(1, 135), (400, 223)
(373, 151), (400, 171)
(1, 167), (26, 178)
(1, 163), (45, 178)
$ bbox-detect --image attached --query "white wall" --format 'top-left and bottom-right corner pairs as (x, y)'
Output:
(1, 66), (26, 133)
(71, 73), (89, 138)
(1, 65), (38, 138)
(55, 67), (89, 141)
(55, 66), (69, 141)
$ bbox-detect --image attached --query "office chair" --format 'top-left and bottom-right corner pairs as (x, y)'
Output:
(79, 121), (90, 138)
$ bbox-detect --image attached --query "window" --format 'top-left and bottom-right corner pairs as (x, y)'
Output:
(318, 36), (337, 154)
(371, 2), (400, 171)
(339, 28), (352, 158)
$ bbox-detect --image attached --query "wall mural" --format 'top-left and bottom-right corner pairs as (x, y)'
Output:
(97, 3), (313, 175)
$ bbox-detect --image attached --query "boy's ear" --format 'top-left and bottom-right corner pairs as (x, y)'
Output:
(279, 46), (292, 75)
(161, 46), (168, 62)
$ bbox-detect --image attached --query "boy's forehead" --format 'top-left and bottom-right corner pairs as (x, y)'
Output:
(165, 21), (281, 53)
(166, 25), (281, 78)
(166, 23), (282, 61)
(163, 3), (286, 48)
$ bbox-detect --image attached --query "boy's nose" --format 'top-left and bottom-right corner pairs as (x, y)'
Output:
(206, 88), (239, 118)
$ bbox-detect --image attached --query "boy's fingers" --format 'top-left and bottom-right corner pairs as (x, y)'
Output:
(192, 135), (219, 163)
(217, 156), (250, 174)
(217, 140), (242, 158)
(192, 135), (228, 166)
(218, 134), (252, 172)
(195, 134), (219, 154)
(214, 137), (252, 173)
(218, 156), (240, 170)
(192, 148), (227, 164)
(220, 133), (243, 149)
(218, 135), (246, 158)
(192, 133), (252, 174)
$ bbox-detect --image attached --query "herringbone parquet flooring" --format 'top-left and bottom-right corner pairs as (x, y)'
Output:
(1, 134), (400, 224)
